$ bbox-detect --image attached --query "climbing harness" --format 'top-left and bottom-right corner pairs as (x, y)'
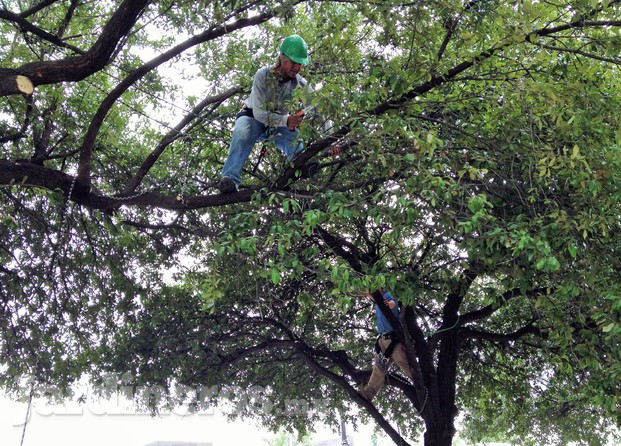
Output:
(373, 334), (400, 372)
(374, 350), (391, 372)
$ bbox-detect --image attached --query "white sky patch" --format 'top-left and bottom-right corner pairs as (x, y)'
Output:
(0, 393), (396, 446)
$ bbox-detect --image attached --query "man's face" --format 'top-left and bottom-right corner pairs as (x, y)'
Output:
(280, 56), (303, 79)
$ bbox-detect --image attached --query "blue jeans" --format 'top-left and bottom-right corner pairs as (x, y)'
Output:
(221, 115), (303, 186)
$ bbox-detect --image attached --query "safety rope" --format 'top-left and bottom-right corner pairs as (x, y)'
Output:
(424, 315), (461, 338)
(418, 386), (429, 414)
(47, 172), (77, 277)
(109, 191), (150, 202)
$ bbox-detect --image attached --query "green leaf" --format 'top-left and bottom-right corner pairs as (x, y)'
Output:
(602, 323), (616, 333)
(270, 268), (280, 285)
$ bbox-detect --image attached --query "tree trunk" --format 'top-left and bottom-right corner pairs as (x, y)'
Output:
(424, 421), (456, 446)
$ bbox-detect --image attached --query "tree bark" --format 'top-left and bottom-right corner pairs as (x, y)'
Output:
(424, 425), (457, 446)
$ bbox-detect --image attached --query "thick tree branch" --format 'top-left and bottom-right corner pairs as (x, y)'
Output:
(401, 306), (436, 414)
(15, 0), (151, 85)
(0, 160), (257, 210)
(460, 287), (550, 324)
(0, 68), (34, 96)
(434, 269), (477, 436)
(461, 323), (545, 343)
(294, 343), (412, 446)
(315, 226), (375, 273)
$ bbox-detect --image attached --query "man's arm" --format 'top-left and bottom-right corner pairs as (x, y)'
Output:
(365, 290), (396, 310)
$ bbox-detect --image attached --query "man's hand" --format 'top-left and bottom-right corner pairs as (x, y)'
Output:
(287, 111), (304, 130)
(359, 291), (395, 309)
(327, 145), (341, 157)
(359, 291), (374, 302)
(384, 299), (396, 310)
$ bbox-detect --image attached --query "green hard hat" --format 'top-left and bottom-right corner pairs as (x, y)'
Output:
(279, 35), (309, 65)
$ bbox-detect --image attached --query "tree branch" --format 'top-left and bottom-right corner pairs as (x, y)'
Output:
(19, 0), (62, 19)
(461, 322), (545, 343)
(294, 343), (412, 446)
(0, 160), (257, 210)
(16, 0), (151, 85)
(0, 68), (34, 96)
(6, 5), (621, 210)
(532, 41), (621, 65)
(315, 226), (375, 273)
(0, 8), (83, 55)
(0, 93), (33, 143)
(460, 287), (549, 324)
(288, 9), (621, 179)
(434, 268), (476, 433)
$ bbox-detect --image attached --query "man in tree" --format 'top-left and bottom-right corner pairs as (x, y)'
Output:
(360, 289), (414, 401)
(217, 34), (314, 193)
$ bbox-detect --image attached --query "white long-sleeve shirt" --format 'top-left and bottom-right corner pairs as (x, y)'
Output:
(242, 66), (314, 128)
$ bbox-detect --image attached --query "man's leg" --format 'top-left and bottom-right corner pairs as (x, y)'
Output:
(272, 127), (320, 179)
(360, 362), (388, 401)
(360, 338), (393, 401)
(390, 343), (414, 381)
(221, 116), (265, 188)
(273, 126), (303, 159)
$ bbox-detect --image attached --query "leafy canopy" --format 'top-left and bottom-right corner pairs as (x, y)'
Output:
(1, 1), (621, 445)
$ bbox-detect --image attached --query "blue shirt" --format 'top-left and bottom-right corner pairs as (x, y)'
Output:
(375, 291), (400, 334)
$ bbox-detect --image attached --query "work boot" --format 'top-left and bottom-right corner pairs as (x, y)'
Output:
(217, 177), (237, 194)
(299, 160), (319, 179)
